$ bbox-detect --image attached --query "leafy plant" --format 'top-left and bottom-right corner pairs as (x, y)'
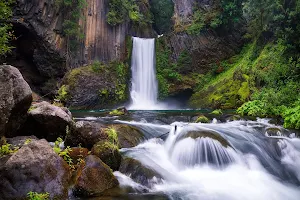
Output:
(56, 85), (69, 102)
(27, 191), (49, 200)
(187, 10), (205, 35)
(0, 0), (14, 56)
(210, 109), (223, 115)
(237, 100), (267, 117)
(283, 105), (300, 129)
(53, 137), (74, 170)
(0, 143), (18, 157)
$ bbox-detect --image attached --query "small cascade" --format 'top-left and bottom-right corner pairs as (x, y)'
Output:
(129, 37), (158, 110)
(115, 119), (300, 200)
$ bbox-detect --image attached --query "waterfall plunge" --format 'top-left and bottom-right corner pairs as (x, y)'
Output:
(129, 37), (166, 110)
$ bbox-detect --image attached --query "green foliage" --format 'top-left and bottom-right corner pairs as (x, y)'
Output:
(105, 127), (119, 145)
(53, 137), (74, 170)
(109, 109), (124, 116)
(57, 0), (87, 53)
(57, 85), (69, 102)
(237, 100), (267, 117)
(27, 191), (49, 200)
(187, 10), (205, 35)
(24, 139), (32, 145)
(150, 0), (174, 34)
(210, 109), (223, 115)
(177, 50), (192, 72)
(0, 143), (18, 157)
(283, 105), (300, 129)
(195, 115), (209, 123)
(91, 60), (104, 72)
(107, 0), (151, 26)
(0, 0), (14, 56)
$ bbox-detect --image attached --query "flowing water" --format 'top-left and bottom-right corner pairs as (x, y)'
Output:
(112, 118), (300, 200)
(129, 37), (159, 110)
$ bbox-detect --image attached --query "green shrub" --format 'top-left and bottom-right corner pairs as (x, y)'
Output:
(150, 0), (174, 34)
(57, 85), (69, 102)
(283, 105), (300, 129)
(187, 10), (205, 35)
(0, 0), (14, 56)
(53, 137), (74, 170)
(91, 60), (104, 72)
(210, 109), (223, 115)
(237, 100), (267, 117)
(27, 191), (49, 200)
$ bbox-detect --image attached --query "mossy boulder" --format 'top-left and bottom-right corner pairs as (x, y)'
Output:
(113, 124), (144, 148)
(73, 155), (119, 197)
(119, 157), (162, 187)
(0, 139), (71, 199)
(69, 147), (89, 164)
(65, 121), (107, 149)
(180, 130), (230, 147)
(195, 115), (209, 123)
(91, 141), (122, 171)
(60, 63), (129, 110)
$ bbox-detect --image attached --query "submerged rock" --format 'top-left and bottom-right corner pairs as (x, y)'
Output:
(91, 141), (122, 171)
(73, 155), (119, 197)
(0, 139), (71, 199)
(21, 101), (74, 141)
(0, 65), (32, 137)
(119, 157), (162, 187)
(114, 124), (144, 148)
(65, 121), (107, 149)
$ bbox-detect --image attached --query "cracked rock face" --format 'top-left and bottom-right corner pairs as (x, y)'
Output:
(0, 65), (32, 137)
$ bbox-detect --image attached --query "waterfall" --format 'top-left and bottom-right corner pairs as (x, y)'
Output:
(128, 37), (161, 110)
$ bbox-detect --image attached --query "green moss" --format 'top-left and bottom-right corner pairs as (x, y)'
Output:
(27, 191), (50, 200)
(109, 109), (124, 116)
(210, 109), (223, 115)
(195, 115), (209, 123)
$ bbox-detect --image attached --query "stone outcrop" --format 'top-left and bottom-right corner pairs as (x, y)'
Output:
(0, 65), (32, 137)
(0, 139), (71, 199)
(73, 155), (119, 197)
(114, 124), (144, 148)
(65, 121), (107, 149)
(20, 101), (74, 141)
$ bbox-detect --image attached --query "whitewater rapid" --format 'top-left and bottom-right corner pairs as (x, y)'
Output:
(114, 120), (300, 200)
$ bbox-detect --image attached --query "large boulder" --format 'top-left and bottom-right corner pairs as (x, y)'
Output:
(0, 65), (32, 137)
(73, 155), (119, 197)
(65, 121), (108, 149)
(21, 101), (73, 141)
(0, 139), (71, 199)
(91, 141), (122, 171)
(119, 157), (162, 187)
(114, 124), (144, 148)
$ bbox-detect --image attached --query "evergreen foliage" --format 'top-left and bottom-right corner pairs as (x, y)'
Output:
(0, 0), (14, 56)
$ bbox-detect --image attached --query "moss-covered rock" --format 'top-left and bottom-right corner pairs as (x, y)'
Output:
(113, 124), (144, 148)
(195, 115), (209, 123)
(91, 141), (121, 171)
(73, 155), (119, 197)
(60, 61), (129, 110)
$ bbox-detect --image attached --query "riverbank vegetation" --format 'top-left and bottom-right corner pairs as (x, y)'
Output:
(188, 0), (300, 128)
